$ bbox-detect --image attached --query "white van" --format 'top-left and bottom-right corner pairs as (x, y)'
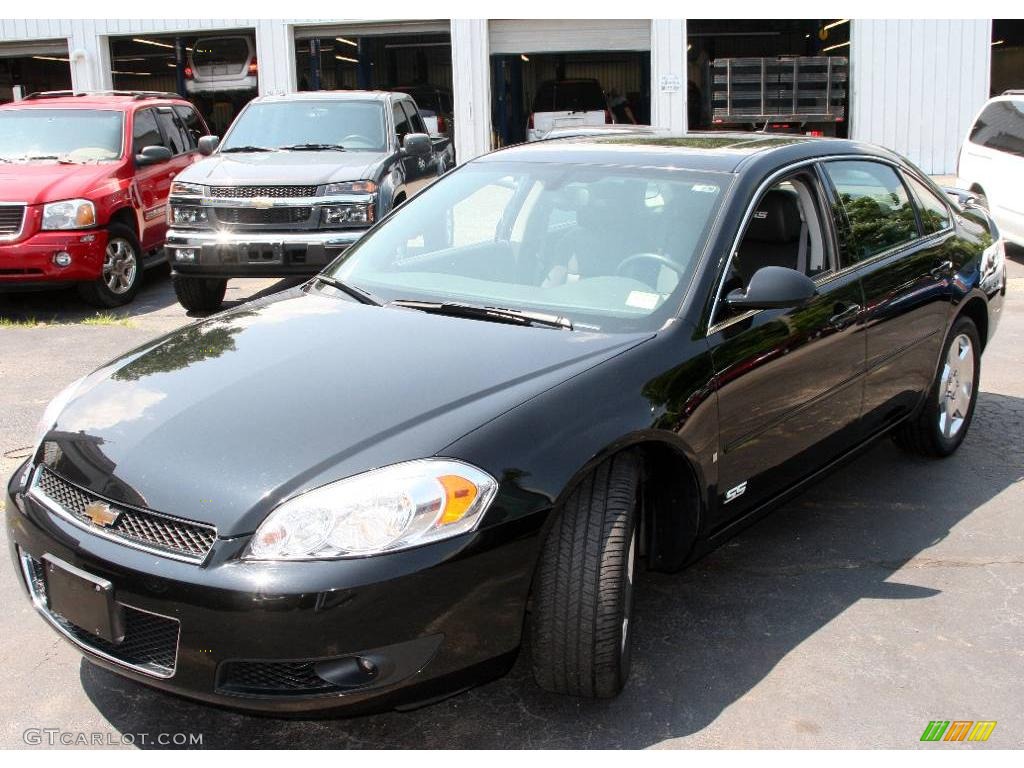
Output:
(957, 92), (1024, 246)
(527, 79), (611, 142)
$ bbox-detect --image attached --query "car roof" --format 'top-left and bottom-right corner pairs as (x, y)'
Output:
(0, 92), (187, 110)
(476, 132), (902, 174)
(253, 90), (399, 104)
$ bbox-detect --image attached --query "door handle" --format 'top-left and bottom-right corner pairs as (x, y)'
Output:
(930, 260), (953, 279)
(828, 302), (861, 328)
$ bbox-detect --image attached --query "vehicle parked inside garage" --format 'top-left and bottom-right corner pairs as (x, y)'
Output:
(185, 35), (258, 95)
(957, 91), (1024, 246)
(0, 90), (209, 306)
(526, 78), (613, 141)
(391, 84), (454, 144)
(7, 133), (1005, 714)
(166, 90), (449, 311)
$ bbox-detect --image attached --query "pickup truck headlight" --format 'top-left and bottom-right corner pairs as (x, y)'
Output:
(41, 199), (96, 230)
(245, 459), (498, 560)
(322, 181), (378, 195)
(169, 205), (209, 227)
(170, 181), (206, 197)
(322, 203), (374, 226)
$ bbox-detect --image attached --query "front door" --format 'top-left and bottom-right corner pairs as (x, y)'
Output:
(708, 168), (866, 528)
(129, 107), (175, 249)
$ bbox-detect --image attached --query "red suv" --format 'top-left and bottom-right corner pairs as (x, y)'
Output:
(0, 91), (209, 306)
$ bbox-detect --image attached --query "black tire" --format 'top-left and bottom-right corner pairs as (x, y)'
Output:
(77, 224), (143, 307)
(172, 274), (228, 312)
(531, 451), (641, 698)
(893, 316), (981, 457)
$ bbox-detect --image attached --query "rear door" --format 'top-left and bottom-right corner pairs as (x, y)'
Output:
(821, 160), (953, 433)
(709, 166), (866, 528)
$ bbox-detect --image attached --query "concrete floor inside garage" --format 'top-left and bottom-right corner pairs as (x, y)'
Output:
(0, 254), (1022, 748)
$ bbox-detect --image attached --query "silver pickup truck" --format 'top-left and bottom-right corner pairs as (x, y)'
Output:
(165, 90), (453, 311)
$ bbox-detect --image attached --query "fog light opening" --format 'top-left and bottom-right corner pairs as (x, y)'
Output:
(174, 248), (197, 263)
(52, 251), (72, 268)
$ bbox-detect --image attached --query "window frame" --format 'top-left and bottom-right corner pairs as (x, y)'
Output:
(900, 169), (955, 239)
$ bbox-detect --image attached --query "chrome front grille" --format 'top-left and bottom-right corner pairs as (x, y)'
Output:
(32, 467), (217, 563)
(20, 551), (179, 678)
(214, 206), (312, 225)
(208, 185), (317, 198)
(0, 203), (26, 237)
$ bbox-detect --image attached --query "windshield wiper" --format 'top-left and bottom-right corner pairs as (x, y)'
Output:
(315, 274), (380, 305)
(279, 143), (347, 151)
(219, 145), (275, 153)
(390, 300), (573, 330)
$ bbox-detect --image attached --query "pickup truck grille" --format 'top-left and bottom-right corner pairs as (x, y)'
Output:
(208, 185), (317, 199)
(0, 204), (26, 237)
(214, 207), (313, 226)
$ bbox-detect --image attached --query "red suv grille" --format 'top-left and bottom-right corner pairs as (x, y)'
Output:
(0, 204), (26, 237)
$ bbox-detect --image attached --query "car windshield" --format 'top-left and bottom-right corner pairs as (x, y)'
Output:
(0, 109), (123, 162)
(192, 37), (249, 69)
(534, 81), (606, 113)
(327, 161), (730, 332)
(220, 100), (386, 152)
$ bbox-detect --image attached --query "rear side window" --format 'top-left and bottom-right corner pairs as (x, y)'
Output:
(192, 37), (249, 69)
(402, 102), (428, 135)
(824, 160), (919, 263)
(533, 81), (606, 113)
(393, 102), (411, 141)
(905, 175), (952, 235)
(155, 108), (187, 155)
(132, 108), (162, 155)
(969, 100), (1024, 157)
(173, 105), (204, 148)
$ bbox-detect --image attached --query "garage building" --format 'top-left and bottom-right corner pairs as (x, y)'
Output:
(0, 18), (1006, 174)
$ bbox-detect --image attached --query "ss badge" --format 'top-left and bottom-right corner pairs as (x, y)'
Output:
(724, 481), (747, 504)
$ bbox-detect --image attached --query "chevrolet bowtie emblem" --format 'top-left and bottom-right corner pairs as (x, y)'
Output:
(83, 501), (119, 528)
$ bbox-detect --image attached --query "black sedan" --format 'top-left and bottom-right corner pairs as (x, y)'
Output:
(6, 134), (1006, 713)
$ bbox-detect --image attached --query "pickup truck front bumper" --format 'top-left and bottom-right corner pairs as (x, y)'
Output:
(166, 228), (367, 277)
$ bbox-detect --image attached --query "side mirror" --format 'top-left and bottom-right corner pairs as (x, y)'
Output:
(401, 133), (431, 157)
(135, 145), (172, 167)
(726, 266), (817, 310)
(198, 135), (220, 156)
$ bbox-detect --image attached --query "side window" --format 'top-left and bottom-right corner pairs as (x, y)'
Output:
(969, 100), (1024, 158)
(172, 105), (204, 149)
(905, 175), (952, 235)
(392, 102), (411, 143)
(824, 160), (919, 263)
(132, 108), (162, 156)
(155, 108), (187, 155)
(402, 101), (428, 135)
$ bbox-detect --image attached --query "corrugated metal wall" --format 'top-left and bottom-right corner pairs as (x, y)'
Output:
(850, 19), (991, 174)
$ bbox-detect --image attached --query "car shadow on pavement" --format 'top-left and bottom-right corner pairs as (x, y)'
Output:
(79, 391), (1024, 749)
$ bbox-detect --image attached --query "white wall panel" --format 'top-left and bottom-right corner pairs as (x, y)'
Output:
(851, 19), (991, 174)
(489, 19), (650, 55)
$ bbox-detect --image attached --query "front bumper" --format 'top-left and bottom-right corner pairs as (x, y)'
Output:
(167, 228), (367, 277)
(0, 229), (108, 289)
(6, 463), (543, 714)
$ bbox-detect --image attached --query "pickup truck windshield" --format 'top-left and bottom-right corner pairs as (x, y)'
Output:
(0, 109), (123, 162)
(328, 161), (730, 333)
(221, 100), (387, 152)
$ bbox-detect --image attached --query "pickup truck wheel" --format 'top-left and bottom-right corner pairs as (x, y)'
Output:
(173, 274), (227, 312)
(531, 451), (640, 699)
(77, 224), (143, 307)
(893, 316), (981, 457)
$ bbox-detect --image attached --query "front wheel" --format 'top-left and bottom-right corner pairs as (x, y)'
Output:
(893, 316), (981, 457)
(172, 274), (227, 313)
(77, 224), (143, 307)
(530, 452), (640, 698)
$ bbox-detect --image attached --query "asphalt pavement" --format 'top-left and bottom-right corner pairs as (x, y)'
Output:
(1, 259), (1022, 749)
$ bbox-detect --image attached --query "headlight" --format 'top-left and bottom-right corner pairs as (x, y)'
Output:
(41, 199), (96, 230)
(322, 203), (374, 226)
(245, 459), (498, 560)
(169, 205), (209, 226)
(170, 181), (205, 197)
(322, 180), (378, 195)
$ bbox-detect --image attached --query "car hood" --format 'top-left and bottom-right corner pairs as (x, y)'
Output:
(43, 286), (651, 537)
(0, 162), (123, 206)
(179, 150), (386, 187)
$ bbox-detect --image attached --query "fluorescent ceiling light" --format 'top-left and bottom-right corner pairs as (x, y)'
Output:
(32, 55), (69, 62)
(991, 39), (1005, 46)
(823, 19), (849, 32)
(520, 54), (529, 61)
(335, 55), (358, 63)
(336, 37), (357, 47)
(822, 41), (850, 52)
(132, 38), (173, 49)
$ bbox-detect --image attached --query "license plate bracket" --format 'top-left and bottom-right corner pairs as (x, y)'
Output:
(43, 555), (124, 643)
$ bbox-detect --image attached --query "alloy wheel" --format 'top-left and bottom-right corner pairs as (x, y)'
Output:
(938, 333), (975, 439)
(103, 237), (138, 295)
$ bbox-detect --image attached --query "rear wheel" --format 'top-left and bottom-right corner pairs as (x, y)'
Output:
(531, 452), (640, 698)
(893, 316), (981, 457)
(77, 224), (143, 307)
(172, 274), (228, 312)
